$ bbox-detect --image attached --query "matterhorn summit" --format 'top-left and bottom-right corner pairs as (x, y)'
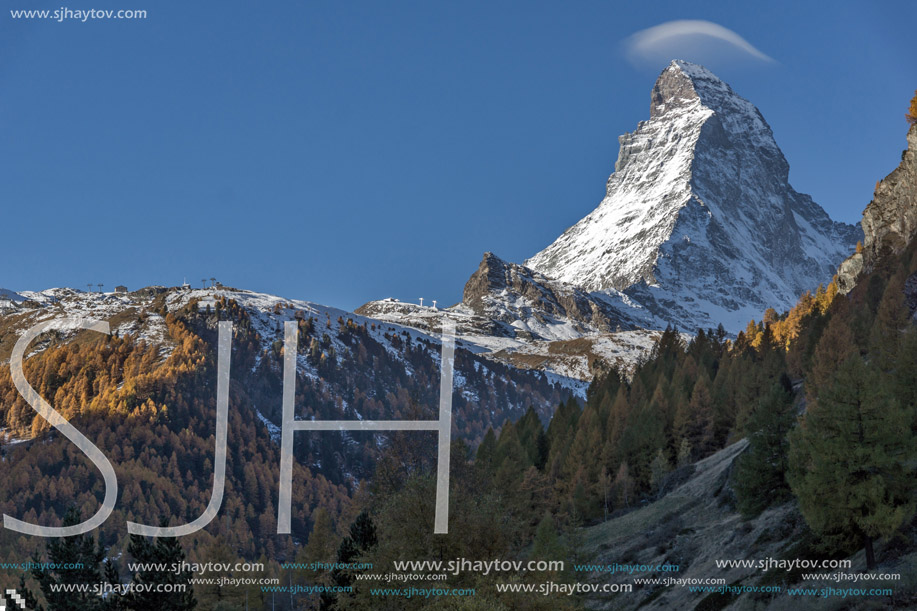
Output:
(526, 60), (860, 331)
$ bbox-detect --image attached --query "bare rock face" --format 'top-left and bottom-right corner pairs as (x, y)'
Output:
(836, 252), (865, 294)
(862, 125), (917, 260)
(837, 125), (917, 293)
(461, 252), (643, 337)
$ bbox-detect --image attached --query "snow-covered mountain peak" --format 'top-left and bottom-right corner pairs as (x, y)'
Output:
(526, 60), (860, 332)
(650, 60), (778, 163)
(0, 288), (25, 302)
(649, 60), (722, 119)
(653, 60), (750, 117)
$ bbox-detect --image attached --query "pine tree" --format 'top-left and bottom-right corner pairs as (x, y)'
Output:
(534, 427), (549, 471)
(31, 508), (120, 611)
(476, 427), (497, 469)
(676, 438), (692, 467)
(125, 530), (196, 611)
(732, 376), (795, 517)
(493, 423), (530, 492)
(545, 398), (580, 480)
(18, 575), (42, 611)
(102, 560), (124, 611)
(563, 401), (604, 499)
(570, 468), (591, 519)
(605, 386), (630, 448)
(613, 462), (634, 509)
(531, 513), (563, 562)
(806, 307), (858, 401)
(515, 407), (546, 467)
(348, 512), (378, 552)
(675, 372), (714, 460)
(649, 449), (672, 495)
(325, 511), (379, 608)
(788, 356), (915, 569)
(302, 507), (338, 564)
(868, 270), (911, 373)
(618, 400), (666, 492)
(893, 326), (917, 432)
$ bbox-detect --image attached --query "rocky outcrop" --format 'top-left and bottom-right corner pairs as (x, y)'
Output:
(461, 252), (644, 337)
(863, 125), (917, 260)
(836, 252), (865, 294)
(837, 124), (917, 294)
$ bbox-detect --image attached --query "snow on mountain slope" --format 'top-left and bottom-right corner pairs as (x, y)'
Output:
(0, 284), (576, 493)
(0, 289), (24, 303)
(0, 285), (576, 440)
(526, 60), (861, 332)
(358, 294), (660, 387)
(357, 253), (670, 383)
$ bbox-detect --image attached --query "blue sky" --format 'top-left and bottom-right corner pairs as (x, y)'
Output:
(1, 0), (915, 310)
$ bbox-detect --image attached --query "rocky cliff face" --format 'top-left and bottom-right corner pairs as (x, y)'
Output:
(526, 60), (861, 331)
(460, 252), (646, 337)
(863, 125), (917, 259)
(838, 125), (917, 293)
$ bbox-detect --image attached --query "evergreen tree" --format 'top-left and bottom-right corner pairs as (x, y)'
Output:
(18, 575), (42, 611)
(102, 560), (125, 611)
(324, 512), (378, 609)
(515, 407), (546, 467)
(806, 305), (858, 401)
(545, 397), (580, 480)
(31, 508), (119, 611)
(613, 462), (634, 509)
(302, 507), (338, 564)
(570, 469), (591, 520)
(649, 449), (672, 495)
(184, 541), (237, 610)
(732, 376), (796, 517)
(894, 326), (917, 431)
(867, 270), (911, 372)
(475, 427), (497, 468)
(788, 356), (915, 569)
(618, 400), (666, 493)
(531, 513), (563, 562)
(534, 427), (549, 471)
(348, 512), (378, 552)
(493, 423), (531, 492)
(124, 530), (196, 611)
(675, 371), (714, 460)
(676, 438), (692, 467)
(605, 386), (631, 452)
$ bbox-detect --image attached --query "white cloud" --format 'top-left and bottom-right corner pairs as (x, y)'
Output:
(624, 20), (774, 66)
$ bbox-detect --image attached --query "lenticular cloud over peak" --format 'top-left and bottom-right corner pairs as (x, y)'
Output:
(625, 20), (775, 67)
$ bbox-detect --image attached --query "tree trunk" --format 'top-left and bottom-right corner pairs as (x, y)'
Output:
(864, 534), (876, 570)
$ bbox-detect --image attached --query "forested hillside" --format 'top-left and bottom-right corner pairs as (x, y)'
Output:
(0, 289), (569, 608)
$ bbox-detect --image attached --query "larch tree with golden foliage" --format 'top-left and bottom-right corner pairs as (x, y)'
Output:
(907, 89), (917, 125)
